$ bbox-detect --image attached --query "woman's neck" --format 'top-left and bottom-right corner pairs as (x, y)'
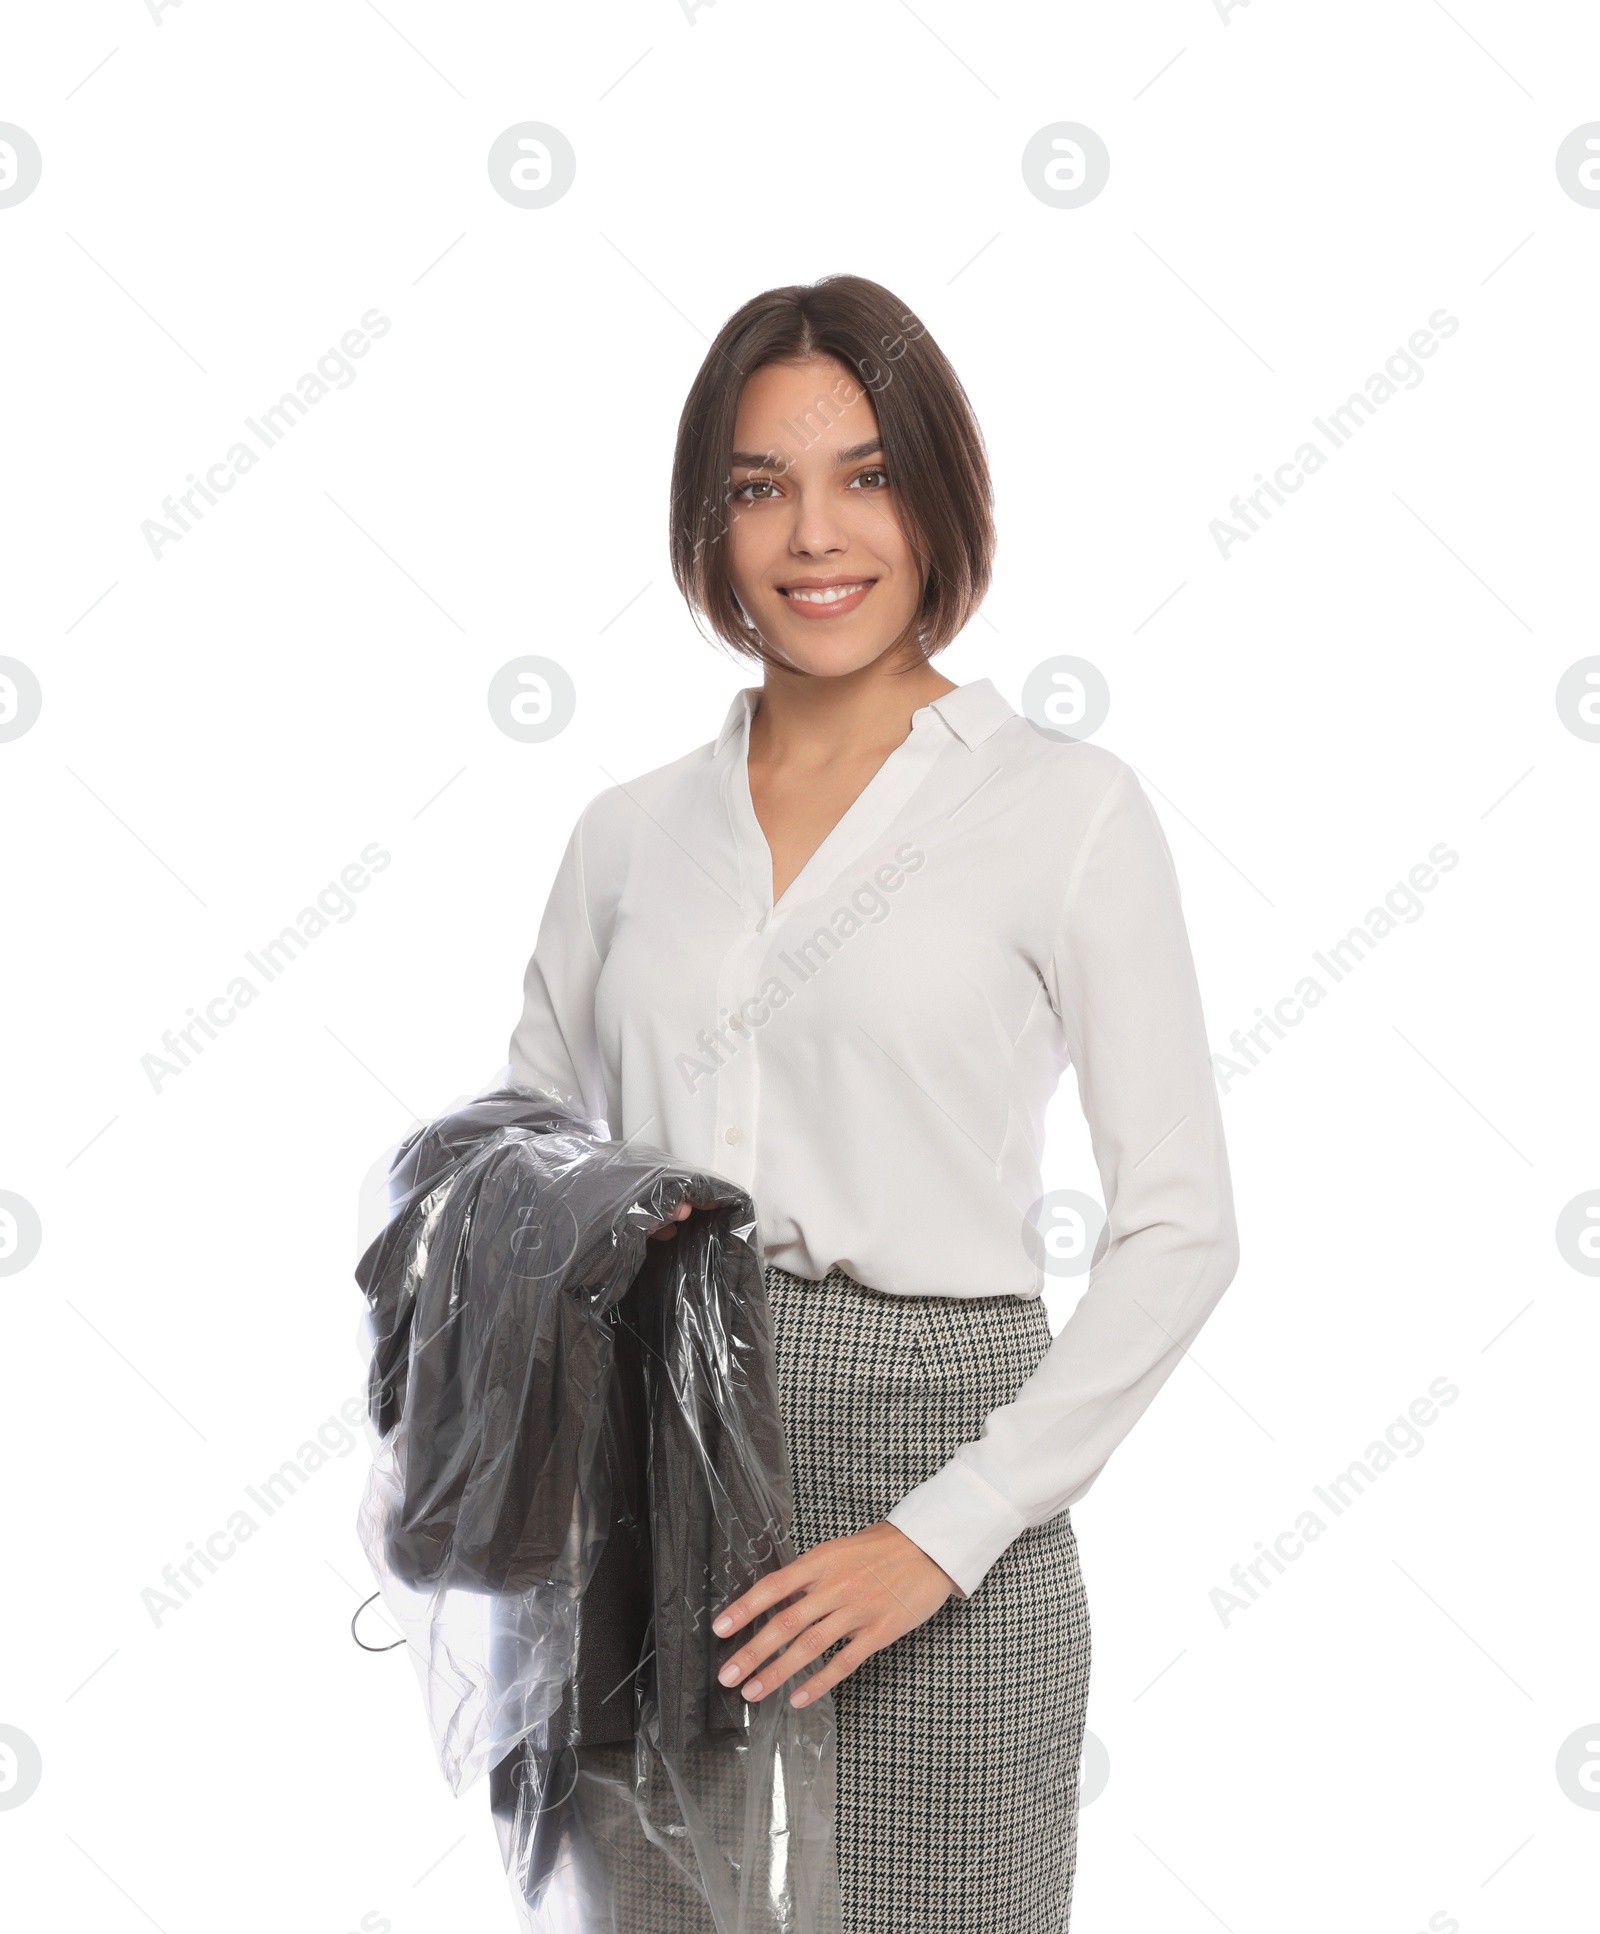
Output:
(748, 653), (959, 767)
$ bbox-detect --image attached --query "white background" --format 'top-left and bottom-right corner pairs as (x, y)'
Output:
(2, 1), (1597, 1930)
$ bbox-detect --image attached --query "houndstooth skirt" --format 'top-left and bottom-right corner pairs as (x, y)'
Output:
(765, 1264), (1091, 1934)
(569, 1263), (1092, 1934)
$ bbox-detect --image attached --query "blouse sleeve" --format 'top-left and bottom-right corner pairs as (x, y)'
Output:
(507, 806), (611, 1132)
(885, 761), (1241, 1598)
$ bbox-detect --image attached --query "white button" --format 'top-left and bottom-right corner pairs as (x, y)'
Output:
(724, 1126), (741, 1145)
(754, 914), (768, 932)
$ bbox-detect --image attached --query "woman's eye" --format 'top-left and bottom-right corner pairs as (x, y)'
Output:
(733, 478), (778, 502)
(850, 468), (889, 490)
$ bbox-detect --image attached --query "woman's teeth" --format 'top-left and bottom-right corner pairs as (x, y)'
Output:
(785, 584), (866, 604)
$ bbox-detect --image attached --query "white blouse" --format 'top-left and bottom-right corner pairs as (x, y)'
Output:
(508, 677), (1240, 1596)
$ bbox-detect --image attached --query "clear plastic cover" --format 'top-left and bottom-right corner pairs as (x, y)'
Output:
(353, 1084), (843, 1933)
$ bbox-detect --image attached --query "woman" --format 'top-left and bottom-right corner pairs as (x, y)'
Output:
(508, 274), (1240, 1932)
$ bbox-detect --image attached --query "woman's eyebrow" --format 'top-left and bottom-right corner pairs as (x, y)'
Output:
(728, 440), (884, 470)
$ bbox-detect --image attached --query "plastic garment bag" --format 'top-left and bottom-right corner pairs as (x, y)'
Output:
(354, 1084), (843, 1933)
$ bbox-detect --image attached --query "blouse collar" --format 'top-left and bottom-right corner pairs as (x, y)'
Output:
(713, 677), (1015, 758)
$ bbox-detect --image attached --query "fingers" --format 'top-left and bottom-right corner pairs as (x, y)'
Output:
(709, 1525), (950, 1711)
(723, 1606), (860, 1704)
(776, 1635), (868, 1708)
(646, 1183), (731, 1245)
(716, 1596), (824, 1684)
(713, 1551), (819, 1640)
(644, 1194), (725, 1240)
(716, 1571), (842, 1688)
(646, 1201), (695, 1242)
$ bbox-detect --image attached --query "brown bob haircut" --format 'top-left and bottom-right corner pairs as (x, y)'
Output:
(668, 274), (995, 668)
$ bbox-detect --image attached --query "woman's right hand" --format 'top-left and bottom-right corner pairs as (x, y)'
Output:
(647, 1201), (699, 1241)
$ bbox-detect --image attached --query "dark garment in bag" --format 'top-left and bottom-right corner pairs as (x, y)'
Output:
(354, 1088), (790, 1752)
(353, 1086), (842, 1934)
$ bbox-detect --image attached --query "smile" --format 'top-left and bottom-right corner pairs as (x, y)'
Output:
(778, 579), (875, 618)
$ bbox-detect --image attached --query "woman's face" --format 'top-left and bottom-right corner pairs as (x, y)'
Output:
(723, 356), (925, 677)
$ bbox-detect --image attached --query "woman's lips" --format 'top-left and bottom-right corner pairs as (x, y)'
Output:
(776, 579), (875, 620)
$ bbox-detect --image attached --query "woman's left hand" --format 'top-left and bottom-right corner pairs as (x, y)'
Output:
(711, 1521), (962, 1707)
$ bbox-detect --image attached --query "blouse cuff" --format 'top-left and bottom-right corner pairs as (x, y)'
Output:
(885, 1458), (1031, 1601)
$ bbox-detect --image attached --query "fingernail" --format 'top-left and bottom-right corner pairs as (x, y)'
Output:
(713, 1614), (732, 1634)
(791, 1690), (809, 1706)
(719, 1662), (742, 1685)
(744, 1679), (762, 1697)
